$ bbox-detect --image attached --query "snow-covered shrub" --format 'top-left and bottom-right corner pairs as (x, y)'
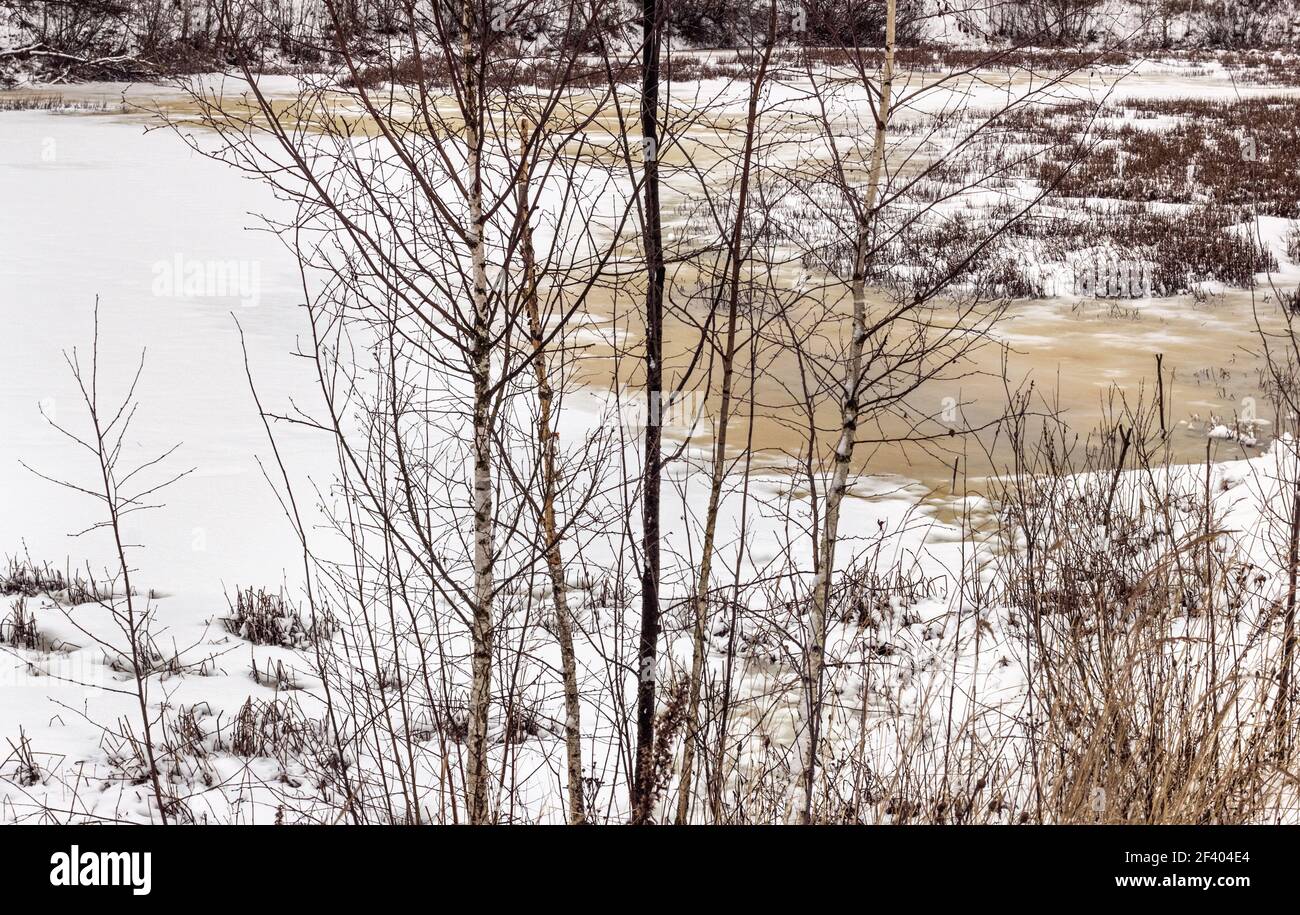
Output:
(222, 586), (333, 649)
(1, 557), (67, 597)
(989, 403), (1299, 822)
(0, 598), (38, 650)
(227, 697), (317, 759)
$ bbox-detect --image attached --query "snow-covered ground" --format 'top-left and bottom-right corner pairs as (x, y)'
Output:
(0, 98), (354, 603)
(2, 56), (1299, 822)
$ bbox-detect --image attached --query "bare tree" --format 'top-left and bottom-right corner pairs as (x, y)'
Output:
(630, 0), (666, 825)
(515, 115), (585, 824)
(674, 3), (778, 825)
(163, 0), (634, 823)
(23, 302), (193, 824)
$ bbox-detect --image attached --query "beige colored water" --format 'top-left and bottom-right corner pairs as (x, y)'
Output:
(575, 276), (1284, 494)
(6, 68), (1289, 500)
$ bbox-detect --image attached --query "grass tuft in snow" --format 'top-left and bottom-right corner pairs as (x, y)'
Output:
(1, 729), (44, 788)
(1, 556), (113, 605)
(0, 598), (39, 651)
(223, 586), (334, 649)
(0, 94), (122, 113)
(2, 557), (68, 598)
(228, 697), (316, 760)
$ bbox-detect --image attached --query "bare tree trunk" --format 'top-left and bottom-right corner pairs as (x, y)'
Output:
(676, 8), (775, 824)
(632, 0), (666, 825)
(48, 305), (176, 824)
(1279, 473), (1300, 753)
(463, 0), (495, 825)
(797, 0), (895, 824)
(96, 416), (169, 827)
(517, 118), (586, 825)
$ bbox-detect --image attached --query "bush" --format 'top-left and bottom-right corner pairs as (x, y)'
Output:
(222, 587), (333, 649)
(0, 599), (39, 650)
(1036, 97), (1300, 219)
(669, 0), (925, 48)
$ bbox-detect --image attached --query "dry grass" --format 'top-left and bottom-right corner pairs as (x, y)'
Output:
(0, 557), (104, 605)
(0, 94), (121, 112)
(227, 697), (317, 760)
(986, 398), (1299, 823)
(0, 599), (39, 650)
(1037, 97), (1300, 219)
(222, 586), (333, 649)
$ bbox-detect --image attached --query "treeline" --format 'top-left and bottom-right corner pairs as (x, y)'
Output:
(984, 0), (1297, 49)
(2, 0), (1298, 83)
(0, 0), (388, 79)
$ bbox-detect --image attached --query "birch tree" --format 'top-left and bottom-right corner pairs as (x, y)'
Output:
(170, 0), (627, 822)
(793, 0), (897, 824)
(631, 0), (667, 825)
(675, 3), (778, 824)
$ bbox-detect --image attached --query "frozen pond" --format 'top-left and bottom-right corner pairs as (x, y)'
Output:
(0, 103), (323, 600)
(1, 75), (1295, 599)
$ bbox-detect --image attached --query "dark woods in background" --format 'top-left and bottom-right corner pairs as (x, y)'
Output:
(1, 1), (1298, 83)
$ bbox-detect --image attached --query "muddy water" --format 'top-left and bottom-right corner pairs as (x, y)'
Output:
(4, 75), (1288, 506)
(574, 272), (1283, 498)
(561, 64), (1296, 499)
